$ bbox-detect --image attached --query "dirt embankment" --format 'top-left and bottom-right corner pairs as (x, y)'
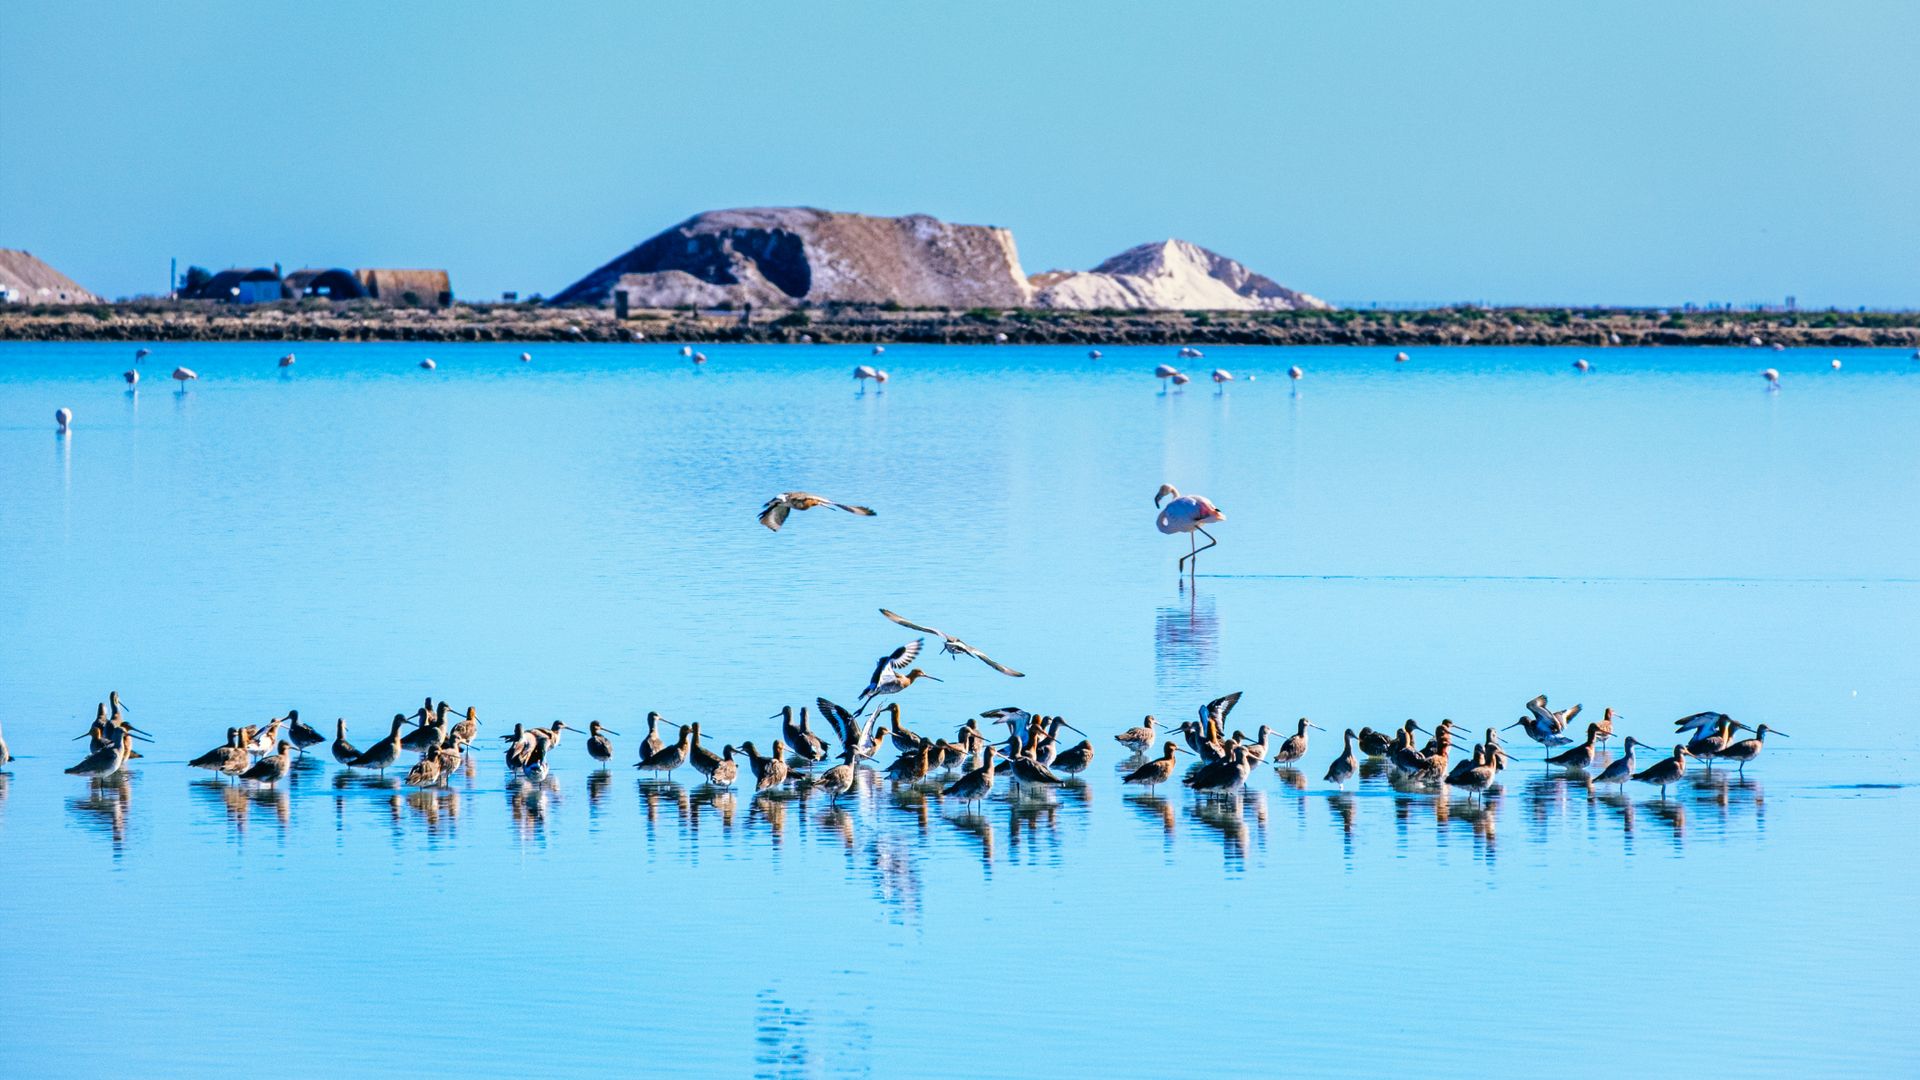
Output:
(2, 301), (1916, 348)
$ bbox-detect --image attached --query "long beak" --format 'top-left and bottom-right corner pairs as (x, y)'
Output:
(1062, 722), (1089, 738)
(1501, 721), (1524, 730)
(601, 729), (621, 737)
(1308, 724), (1326, 732)
(129, 732), (155, 743)
(920, 674), (943, 683)
(1414, 724), (1432, 735)
(72, 732), (91, 741)
(1771, 731), (1790, 737)
(127, 724), (154, 737)
(1174, 747), (1198, 756)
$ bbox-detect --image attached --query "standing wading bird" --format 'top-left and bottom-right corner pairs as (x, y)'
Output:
(780, 706), (829, 767)
(639, 712), (668, 760)
(1155, 485), (1226, 577)
(941, 744), (1001, 807)
(1505, 695), (1579, 755)
(1122, 742), (1191, 793)
(758, 492), (877, 532)
(287, 712), (324, 755)
(1546, 723), (1606, 772)
(241, 741), (294, 788)
(635, 723), (695, 778)
(1115, 716), (1159, 754)
(1051, 740), (1095, 776)
(1325, 729), (1359, 788)
(878, 609), (1026, 676)
(1272, 719), (1324, 767)
(67, 727), (143, 778)
(1155, 364), (1181, 392)
(739, 741), (790, 793)
(1686, 718), (1753, 769)
(855, 639), (942, 715)
(1714, 725), (1786, 775)
(349, 715), (414, 774)
(586, 721), (619, 764)
(190, 729), (245, 773)
(1211, 369), (1234, 393)
(330, 720), (359, 765)
(172, 366), (197, 390)
(708, 746), (740, 788)
(1593, 735), (1652, 785)
(1634, 746), (1695, 798)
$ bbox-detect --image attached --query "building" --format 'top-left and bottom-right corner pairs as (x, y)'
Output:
(283, 267), (368, 300)
(185, 268), (285, 303)
(0, 248), (100, 304)
(355, 268), (451, 306)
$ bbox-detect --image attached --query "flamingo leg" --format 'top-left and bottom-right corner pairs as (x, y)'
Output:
(1177, 531), (1197, 574)
(1189, 526), (1219, 574)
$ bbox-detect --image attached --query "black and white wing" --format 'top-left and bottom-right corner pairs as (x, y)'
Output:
(1201, 692), (1243, 737)
(951, 639), (1024, 678)
(758, 497), (792, 532)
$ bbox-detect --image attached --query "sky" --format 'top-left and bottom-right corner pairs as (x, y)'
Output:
(3, 0), (1916, 308)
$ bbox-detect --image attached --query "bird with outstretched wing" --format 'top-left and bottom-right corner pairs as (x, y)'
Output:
(879, 609), (1025, 677)
(758, 492), (877, 532)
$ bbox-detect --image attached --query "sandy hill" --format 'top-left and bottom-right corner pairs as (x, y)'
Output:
(0, 249), (99, 304)
(552, 207), (1031, 308)
(1030, 239), (1329, 312)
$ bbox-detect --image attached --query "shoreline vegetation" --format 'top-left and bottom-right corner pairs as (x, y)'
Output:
(3, 300), (1918, 347)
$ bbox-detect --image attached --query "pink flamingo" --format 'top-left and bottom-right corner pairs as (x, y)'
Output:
(1154, 364), (1180, 393)
(1170, 372), (1190, 391)
(171, 366), (198, 390)
(1155, 484), (1226, 576)
(1211, 369), (1234, 393)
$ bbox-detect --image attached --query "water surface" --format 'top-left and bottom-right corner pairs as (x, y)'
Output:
(2, 342), (1916, 1077)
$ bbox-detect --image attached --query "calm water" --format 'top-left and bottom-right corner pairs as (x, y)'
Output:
(2, 342), (1918, 1078)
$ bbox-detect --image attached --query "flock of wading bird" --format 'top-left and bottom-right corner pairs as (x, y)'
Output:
(24, 640), (1786, 812)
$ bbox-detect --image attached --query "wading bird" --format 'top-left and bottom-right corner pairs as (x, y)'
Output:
(758, 492), (877, 532)
(349, 715), (413, 774)
(1633, 746), (1694, 797)
(1714, 724), (1786, 775)
(1593, 735), (1652, 785)
(241, 741), (294, 788)
(635, 723), (695, 778)
(1325, 730), (1358, 788)
(287, 712), (324, 755)
(586, 721), (619, 763)
(172, 366), (197, 389)
(778, 706), (828, 766)
(330, 720), (359, 765)
(66, 727), (142, 778)
(1155, 485), (1226, 577)
(740, 740), (790, 793)
(941, 744), (1001, 807)
(1272, 719), (1324, 766)
(1115, 716), (1159, 754)
(878, 609), (1025, 676)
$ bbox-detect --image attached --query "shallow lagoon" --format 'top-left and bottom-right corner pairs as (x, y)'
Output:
(2, 342), (1917, 1077)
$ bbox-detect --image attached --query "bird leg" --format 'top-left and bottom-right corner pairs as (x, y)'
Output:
(1187, 527), (1219, 575)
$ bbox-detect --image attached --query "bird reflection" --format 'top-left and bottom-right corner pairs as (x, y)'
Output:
(1126, 792), (1176, 839)
(588, 768), (612, 812)
(1154, 590), (1219, 699)
(509, 776), (560, 840)
(404, 788), (461, 837)
(1326, 792), (1357, 858)
(68, 774), (133, 853)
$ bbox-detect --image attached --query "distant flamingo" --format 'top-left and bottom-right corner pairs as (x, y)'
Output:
(171, 366), (197, 390)
(1394, 351), (1409, 363)
(692, 352), (707, 365)
(1154, 364), (1180, 393)
(874, 370), (889, 386)
(854, 365), (880, 393)
(134, 347), (151, 363)
(1170, 372), (1190, 391)
(680, 346), (693, 357)
(520, 352), (532, 362)
(871, 345), (886, 356)
(123, 370), (138, 387)
(279, 353), (295, 368)
(1088, 349), (1102, 359)
(1830, 358), (1842, 370)
(1211, 369), (1234, 393)
(1288, 365), (1302, 382)
(420, 358), (436, 370)
(1763, 368), (1779, 390)
(55, 407), (72, 433)
(1574, 358), (1590, 372)
(1155, 484), (1225, 576)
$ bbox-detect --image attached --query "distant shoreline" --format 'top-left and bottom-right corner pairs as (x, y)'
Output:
(2, 302), (1917, 348)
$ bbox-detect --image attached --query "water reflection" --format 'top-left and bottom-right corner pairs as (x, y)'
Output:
(67, 774), (133, 853)
(1153, 590), (1219, 698)
(509, 776), (561, 841)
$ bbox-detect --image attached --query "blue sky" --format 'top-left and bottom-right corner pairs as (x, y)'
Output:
(3, 0), (1915, 307)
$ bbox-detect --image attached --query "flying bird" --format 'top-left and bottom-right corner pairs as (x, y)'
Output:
(878, 609), (1025, 677)
(855, 639), (941, 714)
(758, 492), (877, 532)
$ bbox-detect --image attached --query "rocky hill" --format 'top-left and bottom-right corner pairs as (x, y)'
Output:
(0, 248), (99, 304)
(1031, 239), (1329, 311)
(551, 207), (1031, 309)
